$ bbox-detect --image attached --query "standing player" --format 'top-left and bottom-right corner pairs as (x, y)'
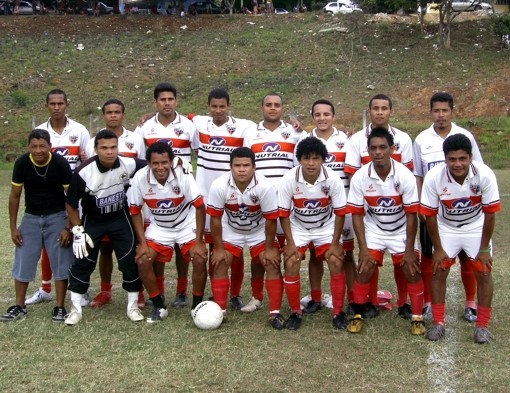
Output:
(208, 148), (283, 328)
(85, 98), (146, 309)
(25, 89), (90, 306)
(241, 93), (305, 313)
(346, 127), (425, 335)
(193, 88), (256, 310)
(279, 137), (348, 331)
(1, 130), (73, 322)
(128, 142), (208, 321)
(414, 92), (484, 322)
(420, 134), (499, 344)
(345, 93), (414, 320)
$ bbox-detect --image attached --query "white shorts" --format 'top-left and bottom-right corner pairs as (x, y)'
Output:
(145, 223), (196, 248)
(439, 233), (491, 259)
(222, 226), (270, 260)
(366, 233), (419, 256)
(292, 224), (333, 249)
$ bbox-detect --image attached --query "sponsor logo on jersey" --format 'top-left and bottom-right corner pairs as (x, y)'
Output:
(158, 138), (173, 147)
(69, 134), (78, 144)
(304, 199), (322, 209)
(377, 197), (396, 207)
(97, 191), (125, 208)
(54, 147), (69, 156)
(325, 154), (336, 163)
(125, 141), (134, 150)
(174, 127), (184, 136)
(262, 142), (281, 152)
(209, 137), (226, 146)
(156, 199), (175, 208)
(366, 184), (376, 193)
(451, 198), (472, 209)
(427, 160), (443, 171)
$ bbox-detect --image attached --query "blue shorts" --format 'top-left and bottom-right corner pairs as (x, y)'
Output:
(12, 211), (74, 282)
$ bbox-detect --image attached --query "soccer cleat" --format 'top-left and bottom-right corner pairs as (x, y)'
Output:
(347, 314), (364, 333)
(25, 287), (52, 305)
(398, 303), (413, 320)
(52, 306), (67, 322)
(80, 291), (91, 307)
(425, 324), (445, 341)
(423, 305), (433, 321)
(269, 313), (286, 330)
(127, 306), (144, 322)
(64, 306), (82, 326)
(0, 305), (27, 322)
(173, 293), (188, 309)
(285, 312), (302, 331)
(411, 316), (426, 336)
(363, 302), (380, 319)
(146, 307), (169, 323)
(90, 291), (112, 308)
(332, 312), (348, 330)
(241, 297), (263, 313)
(463, 307), (477, 323)
(138, 291), (146, 309)
(474, 327), (493, 344)
(230, 296), (244, 310)
(302, 300), (322, 314)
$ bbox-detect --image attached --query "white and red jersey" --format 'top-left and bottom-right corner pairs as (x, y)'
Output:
(86, 128), (145, 159)
(419, 161), (500, 235)
(36, 117), (90, 171)
(207, 172), (278, 233)
(413, 123), (483, 179)
(311, 128), (350, 190)
(243, 120), (305, 183)
(128, 165), (204, 232)
(347, 159), (419, 236)
(193, 115), (256, 197)
(135, 112), (197, 162)
(345, 124), (413, 175)
(278, 165), (347, 231)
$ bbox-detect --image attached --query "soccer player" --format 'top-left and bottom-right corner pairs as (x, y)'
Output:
(85, 98), (146, 309)
(279, 137), (348, 331)
(64, 129), (146, 325)
(193, 88), (256, 310)
(420, 134), (499, 344)
(1, 129), (73, 322)
(128, 142), (208, 322)
(208, 147), (283, 328)
(344, 93), (414, 320)
(241, 93), (305, 313)
(414, 92), (484, 322)
(346, 127), (425, 335)
(25, 89), (90, 306)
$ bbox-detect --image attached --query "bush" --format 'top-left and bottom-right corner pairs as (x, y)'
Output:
(492, 13), (510, 37)
(11, 90), (29, 107)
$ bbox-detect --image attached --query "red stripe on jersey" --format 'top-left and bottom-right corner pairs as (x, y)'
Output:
(145, 137), (191, 149)
(334, 206), (348, 216)
(199, 132), (244, 147)
(207, 205), (223, 216)
(279, 207), (291, 218)
(262, 210), (279, 220)
(344, 165), (358, 175)
(440, 195), (482, 209)
(483, 201), (501, 213)
(361, 156), (371, 165)
(251, 141), (297, 154)
(364, 195), (403, 207)
(192, 196), (205, 209)
(419, 204), (438, 216)
(129, 205), (142, 215)
(403, 202), (419, 213)
(347, 204), (365, 215)
(328, 151), (346, 162)
(293, 197), (331, 209)
(145, 196), (186, 209)
(120, 152), (137, 158)
(224, 203), (261, 213)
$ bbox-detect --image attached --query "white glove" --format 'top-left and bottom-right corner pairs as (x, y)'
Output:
(173, 156), (193, 174)
(72, 225), (94, 259)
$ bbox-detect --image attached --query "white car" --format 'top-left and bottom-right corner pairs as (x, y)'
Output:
(451, 0), (493, 11)
(13, 1), (40, 14)
(275, 7), (289, 14)
(323, 1), (362, 14)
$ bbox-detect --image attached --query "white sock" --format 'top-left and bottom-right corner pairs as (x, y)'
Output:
(70, 292), (83, 314)
(127, 292), (139, 310)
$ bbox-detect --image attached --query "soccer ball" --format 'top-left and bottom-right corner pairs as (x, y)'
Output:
(191, 301), (224, 330)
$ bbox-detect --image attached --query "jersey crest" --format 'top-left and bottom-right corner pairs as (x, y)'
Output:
(69, 134), (78, 144)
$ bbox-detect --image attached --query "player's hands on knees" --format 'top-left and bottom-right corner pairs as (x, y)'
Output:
(475, 250), (493, 275)
(11, 228), (23, 247)
(261, 246), (281, 269)
(357, 249), (376, 275)
(210, 249), (230, 268)
(189, 240), (208, 263)
(402, 250), (420, 276)
(432, 248), (450, 273)
(59, 228), (72, 248)
(135, 243), (152, 267)
(325, 243), (344, 266)
(283, 245), (301, 264)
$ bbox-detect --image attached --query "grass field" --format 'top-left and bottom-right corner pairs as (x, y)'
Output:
(0, 168), (509, 392)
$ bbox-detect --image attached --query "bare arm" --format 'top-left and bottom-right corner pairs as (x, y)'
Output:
(475, 212), (496, 273)
(9, 185), (23, 246)
(425, 215), (449, 273)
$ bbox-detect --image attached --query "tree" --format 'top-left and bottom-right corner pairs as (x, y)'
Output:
(223, 0), (235, 14)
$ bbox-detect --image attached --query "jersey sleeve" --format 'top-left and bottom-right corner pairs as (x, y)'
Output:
(344, 133), (361, 175)
(412, 138), (424, 177)
(66, 170), (86, 209)
(346, 171), (365, 215)
(469, 134), (484, 164)
(401, 133), (414, 170)
(419, 171), (439, 216)
(86, 138), (95, 159)
(11, 157), (25, 186)
(182, 172), (204, 209)
(277, 175), (294, 218)
(401, 170), (419, 213)
(79, 128), (91, 153)
(330, 177), (347, 216)
(127, 171), (145, 215)
(258, 182), (279, 220)
(206, 179), (225, 217)
(480, 166), (500, 213)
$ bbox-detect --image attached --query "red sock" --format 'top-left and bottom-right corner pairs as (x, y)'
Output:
(100, 282), (113, 292)
(461, 261), (477, 304)
(230, 257), (244, 298)
(251, 277), (264, 301)
(420, 255), (433, 304)
(394, 264), (409, 307)
(211, 277), (230, 311)
(265, 278), (283, 313)
(156, 276), (165, 294)
(41, 248), (52, 293)
(284, 274), (301, 314)
(330, 273), (346, 315)
(311, 289), (322, 303)
(148, 290), (161, 299)
(432, 303), (445, 325)
(176, 277), (187, 294)
(353, 281), (371, 305)
(369, 267), (379, 305)
(407, 281), (424, 315)
(476, 306), (492, 328)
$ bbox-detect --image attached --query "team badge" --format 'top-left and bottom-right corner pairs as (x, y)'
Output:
(226, 125), (236, 135)
(342, 228), (351, 237)
(394, 142), (400, 151)
(443, 187), (448, 193)
(120, 172), (129, 182)
(336, 141), (344, 150)
(69, 134), (78, 144)
(172, 184), (181, 195)
(125, 141), (134, 150)
(174, 127), (184, 136)
(321, 185), (330, 196)
(394, 181), (400, 193)
(250, 194), (259, 204)
(281, 130), (290, 140)
(470, 183), (480, 194)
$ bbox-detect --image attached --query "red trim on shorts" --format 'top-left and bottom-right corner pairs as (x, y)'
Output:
(223, 242), (244, 258)
(146, 240), (173, 263)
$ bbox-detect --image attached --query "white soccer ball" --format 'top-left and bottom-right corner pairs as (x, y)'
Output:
(192, 301), (224, 330)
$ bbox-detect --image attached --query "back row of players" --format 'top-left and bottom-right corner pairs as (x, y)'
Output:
(3, 85), (500, 343)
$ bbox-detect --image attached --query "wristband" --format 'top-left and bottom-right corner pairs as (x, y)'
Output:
(479, 248), (491, 253)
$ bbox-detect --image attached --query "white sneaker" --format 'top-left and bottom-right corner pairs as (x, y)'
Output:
(240, 297), (262, 313)
(80, 291), (91, 307)
(300, 294), (312, 307)
(25, 287), (52, 305)
(127, 306), (144, 322)
(64, 307), (82, 326)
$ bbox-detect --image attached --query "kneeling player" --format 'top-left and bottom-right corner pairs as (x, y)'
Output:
(208, 147), (283, 328)
(279, 136), (348, 331)
(129, 142), (208, 322)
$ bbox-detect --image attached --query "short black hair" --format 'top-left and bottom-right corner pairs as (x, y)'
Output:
(102, 98), (125, 113)
(146, 141), (175, 162)
(208, 88), (230, 105)
(369, 94), (392, 109)
(443, 134), (472, 156)
(94, 129), (118, 148)
(46, 89), (68, 104)
(430, 92), (454, 110)
(262, 93), (283, 106)
(230, 147), (255, 165)
(368, 127), (394, 147)
(154, 82), (177, 100)
(28, 129), (51, 146)
(296, 136), (328, 161)
(311, 99), (335, 116)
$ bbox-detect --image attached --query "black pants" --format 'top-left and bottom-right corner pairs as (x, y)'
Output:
(68, 209), (142, 294)
(419, 221), (434, 257)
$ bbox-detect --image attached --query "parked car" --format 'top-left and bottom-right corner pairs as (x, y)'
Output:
(274, 7), (289, 14)
(6, 1), (41, 14)
(323, 1), (362, 14)
(87, 1), (115, 15)
(188, 1), (222, 14)
(451, 0), (493, 11)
